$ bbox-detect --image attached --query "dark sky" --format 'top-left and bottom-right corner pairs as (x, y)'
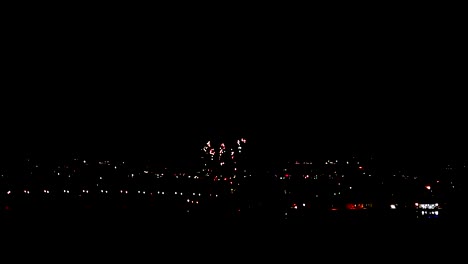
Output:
(2, 7), (466, 167)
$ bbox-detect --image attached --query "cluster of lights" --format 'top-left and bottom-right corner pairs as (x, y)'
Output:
(4, 189), (221, 200)
(415, 203), (439, 209)
(202, 138), (247, 168)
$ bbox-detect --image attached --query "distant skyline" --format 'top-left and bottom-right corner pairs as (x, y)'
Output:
(4, 108), (466, 172)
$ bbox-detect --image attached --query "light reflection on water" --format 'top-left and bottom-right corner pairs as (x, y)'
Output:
(417, 209), (439, 219)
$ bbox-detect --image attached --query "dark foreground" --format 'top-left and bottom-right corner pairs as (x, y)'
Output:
(1, 204), (462, 261)
(1, 202), (460, 231)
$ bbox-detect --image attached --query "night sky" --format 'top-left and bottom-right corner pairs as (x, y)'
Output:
(2, 6), (466, 169)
